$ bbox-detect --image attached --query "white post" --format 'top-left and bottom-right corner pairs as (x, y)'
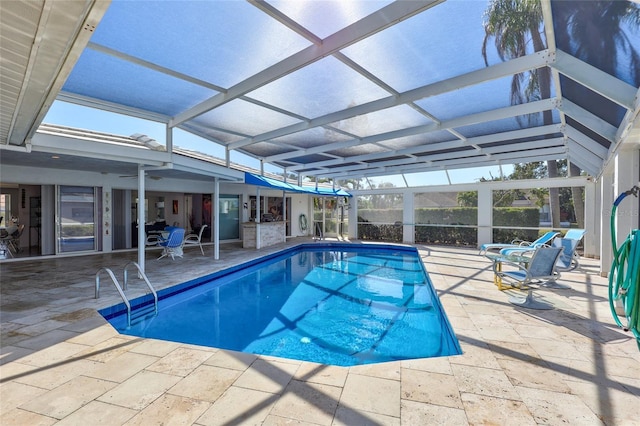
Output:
(282, 169), (287, 240)
(403, 191), (414, 244)
(599, 172), (614, 276)
(583, 179), (598, 259)
(349, 195), (358, 240)
(137, 165), (146, 273)
(213, 178), (220, 260)
(256, 187), (261, 249)
(102, 185), (112, 253)
(282, 191), (286, 242)
(166, 124), (173, 153)
(477, 185), (492, 247)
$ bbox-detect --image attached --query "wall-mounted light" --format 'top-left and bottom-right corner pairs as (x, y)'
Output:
(243, 202), (248, 209)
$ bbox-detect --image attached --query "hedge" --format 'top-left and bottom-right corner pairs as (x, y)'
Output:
(492, 207), (540, 242)
(415, 207), (477, 226)
(61, 224), (94, 237)
(357, 206), (541, 246)
(414, 225), (477, 246)
(358, 222), (403, 243)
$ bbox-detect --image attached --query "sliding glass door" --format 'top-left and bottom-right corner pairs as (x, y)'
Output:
(58, 186), (98, 253)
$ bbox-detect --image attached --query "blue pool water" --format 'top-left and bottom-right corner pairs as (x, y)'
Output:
(100, 243), (461, 366)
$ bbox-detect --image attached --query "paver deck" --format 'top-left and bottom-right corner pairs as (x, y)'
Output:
(1, 240), (638, 425)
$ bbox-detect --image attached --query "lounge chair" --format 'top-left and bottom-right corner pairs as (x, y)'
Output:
(493, 246), (564, 310)
(551, 237), (581, 271)
(501, 228), (585, 269)
(559, 228), (586, 269)
(157, 227), (185, 260)
(479, 231), (559, 255)
(563, 228), (586, 241)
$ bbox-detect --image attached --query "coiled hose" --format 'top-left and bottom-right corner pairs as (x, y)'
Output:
(608, 185), (640, 351)
(299, 214), (308, 233)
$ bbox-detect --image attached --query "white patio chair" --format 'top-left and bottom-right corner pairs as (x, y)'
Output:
(184, 224), (207, 256)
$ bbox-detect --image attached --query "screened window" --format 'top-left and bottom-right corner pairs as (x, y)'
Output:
(357, 193), (403, 242)
(414, 191), (477, 246)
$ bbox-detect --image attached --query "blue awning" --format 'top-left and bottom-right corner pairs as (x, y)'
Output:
(244, 172), (351, 197)
(313, 186), (352, 197)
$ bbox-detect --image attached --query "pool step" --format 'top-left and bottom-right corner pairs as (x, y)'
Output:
(130, 303), (157, 324)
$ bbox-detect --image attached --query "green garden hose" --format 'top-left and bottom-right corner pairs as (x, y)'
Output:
(608, 185), (640, 351)
(299, 214), (308, 233)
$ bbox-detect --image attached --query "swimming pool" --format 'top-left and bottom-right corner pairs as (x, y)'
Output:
(100, 243), (461, 366)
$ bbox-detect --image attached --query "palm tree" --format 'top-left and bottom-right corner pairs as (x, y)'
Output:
(483, 0), (640, 230)
(552, 0), (640, 229)
(553, 1), (640, 93)
(482, 0), (562, 228)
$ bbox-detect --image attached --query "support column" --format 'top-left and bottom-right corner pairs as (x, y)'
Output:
(137, 166), (146, 273)
(582, 180), (598, 259)
(403, 191), (414, 244)
(599, 172), (614, 276)
(214, 178), (220, 260)
(256, 187), (261, 249)
(348, 195), (357, 240)
(102, 185), (112, 253)
(614, 148), (640, 244)
(606, 148), (640, 276)
(477, 185), (492, 247)
(282, 190), (286, 242)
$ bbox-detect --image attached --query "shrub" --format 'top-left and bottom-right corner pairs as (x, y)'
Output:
(415, 207), (478, 226)
(356, 206), (541, 246)
(62, 224), (94, 237)
(414, 225), (477, 246)
(357, 217), (402, 242)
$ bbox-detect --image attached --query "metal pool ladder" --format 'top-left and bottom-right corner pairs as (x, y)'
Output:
(314, 221), (324, 241)
(95, 261), (158, 327)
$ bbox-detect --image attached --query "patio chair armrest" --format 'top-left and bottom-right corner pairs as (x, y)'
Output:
(492, 258), (528, 276)
(500, 247), (536, 256)
(145, 235), (163, 246)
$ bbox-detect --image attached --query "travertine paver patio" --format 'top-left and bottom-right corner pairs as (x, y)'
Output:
(1, 240), (638, 425)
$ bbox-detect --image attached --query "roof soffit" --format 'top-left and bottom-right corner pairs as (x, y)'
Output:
(4, 0), (110, 146)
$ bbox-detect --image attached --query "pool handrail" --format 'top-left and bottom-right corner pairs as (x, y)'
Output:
(95, 262), (158, 327)
(123, 261), (158, 317)
(95, 267), (131, 325)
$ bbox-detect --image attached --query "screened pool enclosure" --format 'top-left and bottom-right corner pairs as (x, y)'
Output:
(0, 0), (638, 271)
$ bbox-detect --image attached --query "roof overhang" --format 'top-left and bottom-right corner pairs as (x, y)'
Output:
(1, 0), (111, 147)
